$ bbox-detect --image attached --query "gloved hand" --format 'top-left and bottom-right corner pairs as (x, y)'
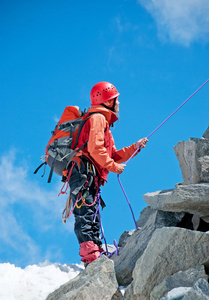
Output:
(135, 137), (148, 150)
(117, 164), (126, 174)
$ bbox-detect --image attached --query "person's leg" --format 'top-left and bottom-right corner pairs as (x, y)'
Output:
(73, 184), (102, 246)
(69, 165), (103, 263)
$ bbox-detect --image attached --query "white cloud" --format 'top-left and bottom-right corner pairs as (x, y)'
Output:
(0, 210), (40, 262)
(138, 0), (209, 46)
(0, 150), (73, 265)
(0, 150), (65, 215)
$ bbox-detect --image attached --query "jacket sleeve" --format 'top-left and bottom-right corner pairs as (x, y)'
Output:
(111, 134), (138, 164)
(87, 114), (121, 173)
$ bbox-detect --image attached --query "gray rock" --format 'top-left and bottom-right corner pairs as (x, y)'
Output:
(159, 287), (192, 300)
(118, 229), (136, 248)
(124, 227), (209, 300)
(118, 207), (184, 248)
(182, 278), (209, 300)
(136, 206), (156, 228)
(46, 256), (122, 300)
(143, 183), (209, 217)
(113, 208), (184, 286)
(173, 130), (209, 185)
(191, 214), (200, 230)
(174, 140), (199, 184)
(198, 155), (209, 183)
(193, 278), (209, 297)
(138, 207), (185, 228)
(182, 290), (208, 300)
(150, 265), (208, 300)
(102, 243), (116, 254)
(203, 126), (209, 140)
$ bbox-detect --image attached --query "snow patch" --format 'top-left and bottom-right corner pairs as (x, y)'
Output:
(0, 260), (84, 300)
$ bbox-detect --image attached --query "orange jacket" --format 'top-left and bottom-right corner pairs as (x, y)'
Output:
(76, 105), (137, 183)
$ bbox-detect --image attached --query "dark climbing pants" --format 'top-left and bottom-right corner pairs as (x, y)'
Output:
(69, 163), (102, 247)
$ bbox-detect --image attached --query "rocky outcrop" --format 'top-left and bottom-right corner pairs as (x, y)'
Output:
(46, 255), (122, 300)
(143, 183), (209, 217)
(46, 127), (209, 300)
(173, 127), (209, 184)
(150, 265), (208, 300)
(161, 278), (209, 300)
(113, 207), (185, 286)
(181, 278), (209, 299)
(143, 127), (209, 219)
(124, 227), (209, 300)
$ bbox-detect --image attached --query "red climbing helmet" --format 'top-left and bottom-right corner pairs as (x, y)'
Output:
(90, 81), (120, 106)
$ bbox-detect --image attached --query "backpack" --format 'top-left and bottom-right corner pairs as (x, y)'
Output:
(34, 106), (92, 183)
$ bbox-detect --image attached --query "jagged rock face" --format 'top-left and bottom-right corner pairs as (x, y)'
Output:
(150, 265), (208, 300)
(203, 126), (209, 139)
(112, 207), (185, 286)
(46, 256), (122, 300)
(161, 278), (209, 300)
(124, 227), (209, 300)
(143, 183), (209, 218)
(173, 126), (209, 184)
(182, 278), (209, 299)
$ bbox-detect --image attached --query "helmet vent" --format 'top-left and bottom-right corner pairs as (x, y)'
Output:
(90, 82), (119, 106)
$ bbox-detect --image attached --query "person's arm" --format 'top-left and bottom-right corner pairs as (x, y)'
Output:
(112, 135), (148, 164)
(87, 114), (122, 174)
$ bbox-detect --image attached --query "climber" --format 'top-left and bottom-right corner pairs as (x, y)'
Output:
(67, 81), (148, 264)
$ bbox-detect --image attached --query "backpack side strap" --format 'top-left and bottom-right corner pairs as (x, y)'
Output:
(33, 162), (47, 175)
(47, 153), (58, 183)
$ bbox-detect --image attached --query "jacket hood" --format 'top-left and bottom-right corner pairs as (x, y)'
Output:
(87, 105), (118, 126)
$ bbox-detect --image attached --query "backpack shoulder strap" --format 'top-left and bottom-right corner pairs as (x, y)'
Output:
(73, 112), (99, 150)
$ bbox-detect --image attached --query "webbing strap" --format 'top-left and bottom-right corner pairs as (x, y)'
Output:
(33, 162), (47, 174)
(73, 112), (97, 150)
(74, 119), (89, 150)
(47, 153), (58, 183)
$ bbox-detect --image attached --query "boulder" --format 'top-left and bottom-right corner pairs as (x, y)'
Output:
(174, 139), (199, 184)
(143, 183), (209, 218)
(173, 127), (209, 184)
(46, 256), (122, 300)
(150, 265), (208, 300)
(203, 126), (209, 139)
(198, 155), (209, 183)
(160, 278), (209, 300)
(159, 287), (192, 300)
(124, 227), (209, 300)
(113, 207), (184, 286)
(118, 229), (136, 248)
(182, 278), (209, 300)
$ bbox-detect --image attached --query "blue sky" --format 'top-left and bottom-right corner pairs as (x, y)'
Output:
(0, 0), (209, 267)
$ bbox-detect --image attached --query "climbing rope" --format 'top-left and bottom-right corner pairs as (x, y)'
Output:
(93, 188), (119, 258)
(79, 186), (99, 208)
(118, 79), (209, 230)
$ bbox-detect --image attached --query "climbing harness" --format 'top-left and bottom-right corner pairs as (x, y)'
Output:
(118, 79), (209, 230)
(60, 160), (119, 257)
(61, 184), (99, 223)
(61, 159), (98, 221)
